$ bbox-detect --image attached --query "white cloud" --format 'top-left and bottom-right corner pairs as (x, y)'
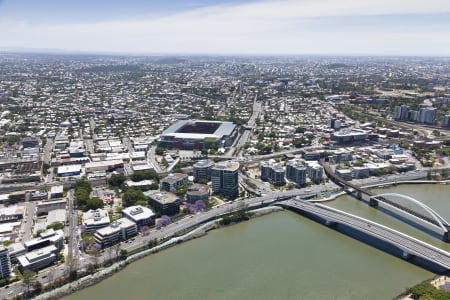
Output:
(1, 0), (450, 55)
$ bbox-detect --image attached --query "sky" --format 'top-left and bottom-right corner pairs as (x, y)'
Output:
(1, 0), (450, 56)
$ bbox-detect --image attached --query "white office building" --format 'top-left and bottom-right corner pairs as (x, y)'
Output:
(82, 209), (110, 234)
(94, 218), (137, 247)
(122, 205), (155, 227)
(17, 245), (58, 271)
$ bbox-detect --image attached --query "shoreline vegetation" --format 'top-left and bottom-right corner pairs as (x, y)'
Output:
(11, 179), (450, 300)
(31, 206), (283, 300)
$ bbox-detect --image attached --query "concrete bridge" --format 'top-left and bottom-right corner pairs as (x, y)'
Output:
(322, 161), (450, 241)
(278, 199), (450, 271)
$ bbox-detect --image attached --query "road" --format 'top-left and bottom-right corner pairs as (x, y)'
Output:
(42, 137), (54, 166)
(21, 201), (36, 242)
(0, 171), (441, 299)
(66, 189), (80, 269)
(147, 146), (163, 173)
(281, 199), (450, 269)
(234, 93), (261, 156)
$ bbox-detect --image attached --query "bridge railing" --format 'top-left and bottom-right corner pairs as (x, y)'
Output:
(284, 199), (450, 259)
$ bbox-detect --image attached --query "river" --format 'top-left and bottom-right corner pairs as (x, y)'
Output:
(62, 184), (450, 300)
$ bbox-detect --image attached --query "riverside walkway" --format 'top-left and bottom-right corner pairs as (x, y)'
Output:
(278, 199), (450, 270)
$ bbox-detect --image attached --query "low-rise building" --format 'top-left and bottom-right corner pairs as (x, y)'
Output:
(186, 184), (210, 203)
(352, 167), (370, 179)
(37, 199), (66, 215)
(47, 209), (67, 226)
(332, 150), (353, 164)
(335, 169), (353, 181)
(85, 160), (124, 174)
(122, 205), (155, 227)
(9, 191), (26, 203)
(148, 192), (181, 215)
(94, 218), (137, 247)
(49, 185), (64, 199)
(160, 173), (188, 192)
(82, 208), (110, 234)
(57, 164), (82, 177)
(331, 130), (368, 144)
(0, 194), (9, 204)
(7, 243), (26, 264)
(0, 206), (25, 223)
(17, 245), (58, 271)
(24, 229), (64, 252)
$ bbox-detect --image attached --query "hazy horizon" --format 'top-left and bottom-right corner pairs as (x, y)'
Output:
(1, 0), (450, 56)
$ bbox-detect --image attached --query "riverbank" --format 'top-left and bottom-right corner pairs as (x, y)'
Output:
(32, 206), (283, 300)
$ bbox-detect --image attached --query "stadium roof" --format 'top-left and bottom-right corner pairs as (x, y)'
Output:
(161, 120), (236, 140)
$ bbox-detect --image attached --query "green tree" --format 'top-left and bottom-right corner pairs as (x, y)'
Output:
(22, 269), (36, 295)
(32, 280), (43, 294)
(122, 189), (147, 207)
(155, 147), (166, 155)
(86, 197), (104, 210)
(108, 173), (126, 187)
(119, 249), (128, 260)
(175, 185), (188, 197)
(46, 222), (65, 230)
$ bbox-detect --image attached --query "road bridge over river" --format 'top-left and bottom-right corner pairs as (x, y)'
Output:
(278, 199), (450, 271)
(322, 161), (450, 241)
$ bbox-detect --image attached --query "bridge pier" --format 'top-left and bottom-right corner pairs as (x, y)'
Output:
(325, 220), (336, 227)
(443, 231), (450, 243)
(369, 197), (379, 208)
(402, 251), (412, 259)
(356, 191), (362, 200)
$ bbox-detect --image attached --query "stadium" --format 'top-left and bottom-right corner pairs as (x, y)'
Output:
(158, 120), (238, 150)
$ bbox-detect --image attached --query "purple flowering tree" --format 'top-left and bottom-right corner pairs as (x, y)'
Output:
(156, 215), (171, 229)
(140, 225), (149, 233)
(194, 200), (206, 211)
(92, 243), (102, 252)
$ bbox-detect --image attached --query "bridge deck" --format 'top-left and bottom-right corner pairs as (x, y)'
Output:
(280, 199), (450, 269)
(322, 161), (446, 230)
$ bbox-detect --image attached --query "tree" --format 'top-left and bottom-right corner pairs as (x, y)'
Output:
(32, 280), (42, 294)
(148, 239), (158, 248)
(156, 215), (171, 229)
(175, 185), (188, 197)
(86, 197), (104, 210)
(131, 170), (159, 182)
(108, 173), (126, 187)
(46, 222), (65, 230)
(155, 147), (166, 155)
(119, 249), (128, 260)
(22, 269), (36, 295)
(122, 189), (147, 207)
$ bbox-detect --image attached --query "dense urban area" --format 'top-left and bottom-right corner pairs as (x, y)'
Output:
(0, 53), (450, 299)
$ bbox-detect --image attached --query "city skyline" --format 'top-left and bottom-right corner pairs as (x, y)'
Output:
(1, 0), (450, 56)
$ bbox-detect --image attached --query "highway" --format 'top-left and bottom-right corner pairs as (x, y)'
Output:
(231, 94), (260, 157)
(279, 199), (450, 270)
(66, 189), (80, 271)
(21, 201), (36, 242)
